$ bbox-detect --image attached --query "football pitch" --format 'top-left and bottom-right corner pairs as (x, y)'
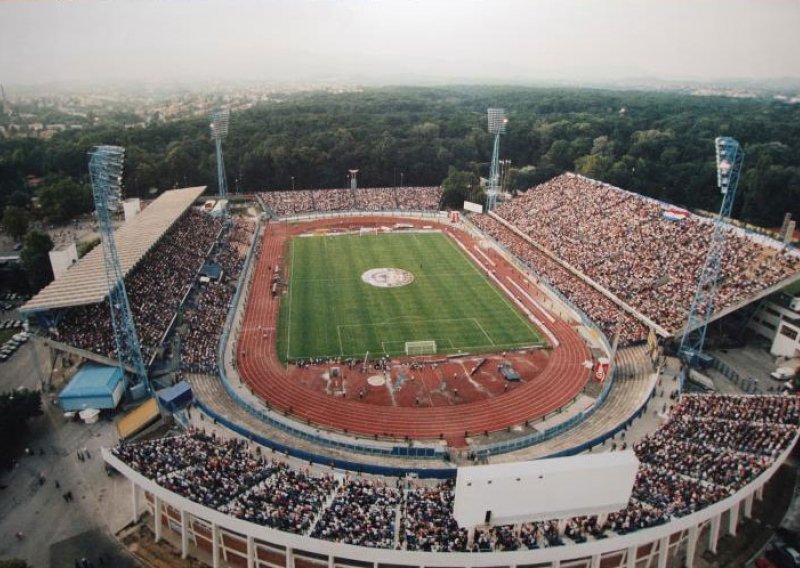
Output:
(276, 231), (543, 361)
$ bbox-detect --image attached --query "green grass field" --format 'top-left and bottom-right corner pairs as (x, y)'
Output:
(276, 231), (543, 361)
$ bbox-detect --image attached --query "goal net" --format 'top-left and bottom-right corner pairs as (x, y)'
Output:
(359, 227), (379, 236)
(405, 340), (437, 356)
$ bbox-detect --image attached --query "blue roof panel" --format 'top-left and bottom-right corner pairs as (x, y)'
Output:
(60, 363), (124, 399)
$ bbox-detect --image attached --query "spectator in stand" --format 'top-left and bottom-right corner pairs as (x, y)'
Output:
(486, 173), (800, 336)
(111, 394), (800, 551)
(470, 213), (648, 344)
(311, 475), (400, 548)
(55, 209), (224, 359)
(259, 187), (442, 217)
(180, 218), (255, 374)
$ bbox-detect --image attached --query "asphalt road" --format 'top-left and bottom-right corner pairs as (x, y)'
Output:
(0, 341), (139, 567)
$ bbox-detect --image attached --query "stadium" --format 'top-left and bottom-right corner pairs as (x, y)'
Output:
(19, 155), (800, 568)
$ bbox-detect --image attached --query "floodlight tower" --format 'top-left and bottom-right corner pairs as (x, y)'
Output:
(210, 109), (230, 199)
(678, 137), (745, 365)
(88, 145), (149, 392)
(486, 108), (507, 211)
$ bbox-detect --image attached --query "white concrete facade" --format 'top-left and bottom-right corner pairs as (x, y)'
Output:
(104, 430), (797, 568)
(748, 291), (800, 358)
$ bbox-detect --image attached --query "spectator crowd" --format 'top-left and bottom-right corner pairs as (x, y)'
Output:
(54, 209), (224, 360)
(179, 218), (255, 373)
(470, 213), (648, 344)
(113, 393), (799, 551)
(258, 186), (442, 217)
(486, 173), (800, 337)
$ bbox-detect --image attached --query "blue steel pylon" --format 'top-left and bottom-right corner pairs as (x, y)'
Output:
(210, 109), (230, 199)
(485, 108), (507, 212)
(678, 137), (745, 365)
(88, 145), (149, 391)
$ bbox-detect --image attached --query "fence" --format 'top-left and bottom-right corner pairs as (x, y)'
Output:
(279, 209), (444, 222)
(458, 216), (660, 458)
(204, 212), (654, 472)
(213, 217), (449, 461)
(710, 356), (762, 394)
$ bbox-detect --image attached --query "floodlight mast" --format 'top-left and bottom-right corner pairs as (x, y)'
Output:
(210, 109), (230, 199)
(88, 145), (149, 393)
(486, 108), (507, 212)
(678, 137), (745, 374)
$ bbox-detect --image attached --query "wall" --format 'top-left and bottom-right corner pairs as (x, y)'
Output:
(48, 244), (78, 280)
(102, 427), (798, 568)
(452, 452), (639, 526)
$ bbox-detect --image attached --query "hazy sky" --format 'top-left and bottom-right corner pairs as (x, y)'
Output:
(1, 0), (798, 86)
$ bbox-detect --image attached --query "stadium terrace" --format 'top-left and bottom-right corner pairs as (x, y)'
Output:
(16, 177), (800, 568)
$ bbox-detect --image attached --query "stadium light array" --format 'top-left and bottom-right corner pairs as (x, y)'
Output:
(210, 109), (230, 140)
(488, 108), (507, 134)
(715, 136), (743, 195)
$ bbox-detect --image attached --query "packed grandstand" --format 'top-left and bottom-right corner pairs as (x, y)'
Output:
(17, 173), (800, 565)
(111, 394), (799, 551)
(257, 186), (443, 217)
(40, 211), (255, 367)
(27, 176), (799, 361)
(474, 173), (800, 345)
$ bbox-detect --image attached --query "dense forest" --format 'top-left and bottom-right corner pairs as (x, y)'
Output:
(1, 86), (799, 227)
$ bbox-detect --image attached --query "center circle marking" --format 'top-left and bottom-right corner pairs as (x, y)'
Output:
(367, 375), (386, 387)
(361, 268), (415, 288)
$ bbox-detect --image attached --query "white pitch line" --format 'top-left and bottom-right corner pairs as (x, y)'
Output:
(471, 317), (496, 346)
(474, 245), (496, 267)
(453, 237), (560, 348)
(451, 237), (533, 333)
(506, 277), (557, 323)
(285, 240), (296, 361)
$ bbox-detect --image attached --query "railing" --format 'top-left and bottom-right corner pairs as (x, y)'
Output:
(710, 356), (762, 394)
(458, 216), (652, 457)
(193, 399), (455, 478)
(213, 215), (450, 463)
(278, 209), (444, 222)
(469, 366), (631, 457)
(206, 212), (648, 470)
(104, 425), (800, 567)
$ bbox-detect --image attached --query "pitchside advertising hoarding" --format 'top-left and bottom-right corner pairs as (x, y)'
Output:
(453, 452), (639, 527)
(594, 357), (611, 382)
(463, 201), (483, 213)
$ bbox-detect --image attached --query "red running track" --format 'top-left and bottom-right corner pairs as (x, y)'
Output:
(236, 216), (590, 448)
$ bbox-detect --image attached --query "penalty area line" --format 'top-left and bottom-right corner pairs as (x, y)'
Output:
(471, 317), (496, 346)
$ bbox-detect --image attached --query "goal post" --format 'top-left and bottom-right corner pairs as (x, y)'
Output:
(405, 340), (437, 356)
(359, 227), (379, 236)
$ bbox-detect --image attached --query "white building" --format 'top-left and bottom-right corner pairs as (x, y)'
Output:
(748, 281), (800, 358)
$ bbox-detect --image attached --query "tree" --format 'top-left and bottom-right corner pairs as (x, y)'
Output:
(440, 167), (480, 209)
(20, 230), (54, 293)
(575, 153), (613, 179)
(77, 237), (101, 259)
(0, 560), (32, 568)
(2, 206), (29, 241)
(2, 85), (800, 226)
(37, 176), (93, 223)
(7, 190), (31, 209)
(0, 389), (42, 470)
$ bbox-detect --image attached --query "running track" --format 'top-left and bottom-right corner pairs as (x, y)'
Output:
(236, 216), (590, 447)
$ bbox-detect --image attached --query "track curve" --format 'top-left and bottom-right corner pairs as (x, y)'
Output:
(236, 216), (591, 447)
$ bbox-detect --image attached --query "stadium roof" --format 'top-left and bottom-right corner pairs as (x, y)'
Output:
(21, 186), (206, 314)
(59, 363), (123, 400)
